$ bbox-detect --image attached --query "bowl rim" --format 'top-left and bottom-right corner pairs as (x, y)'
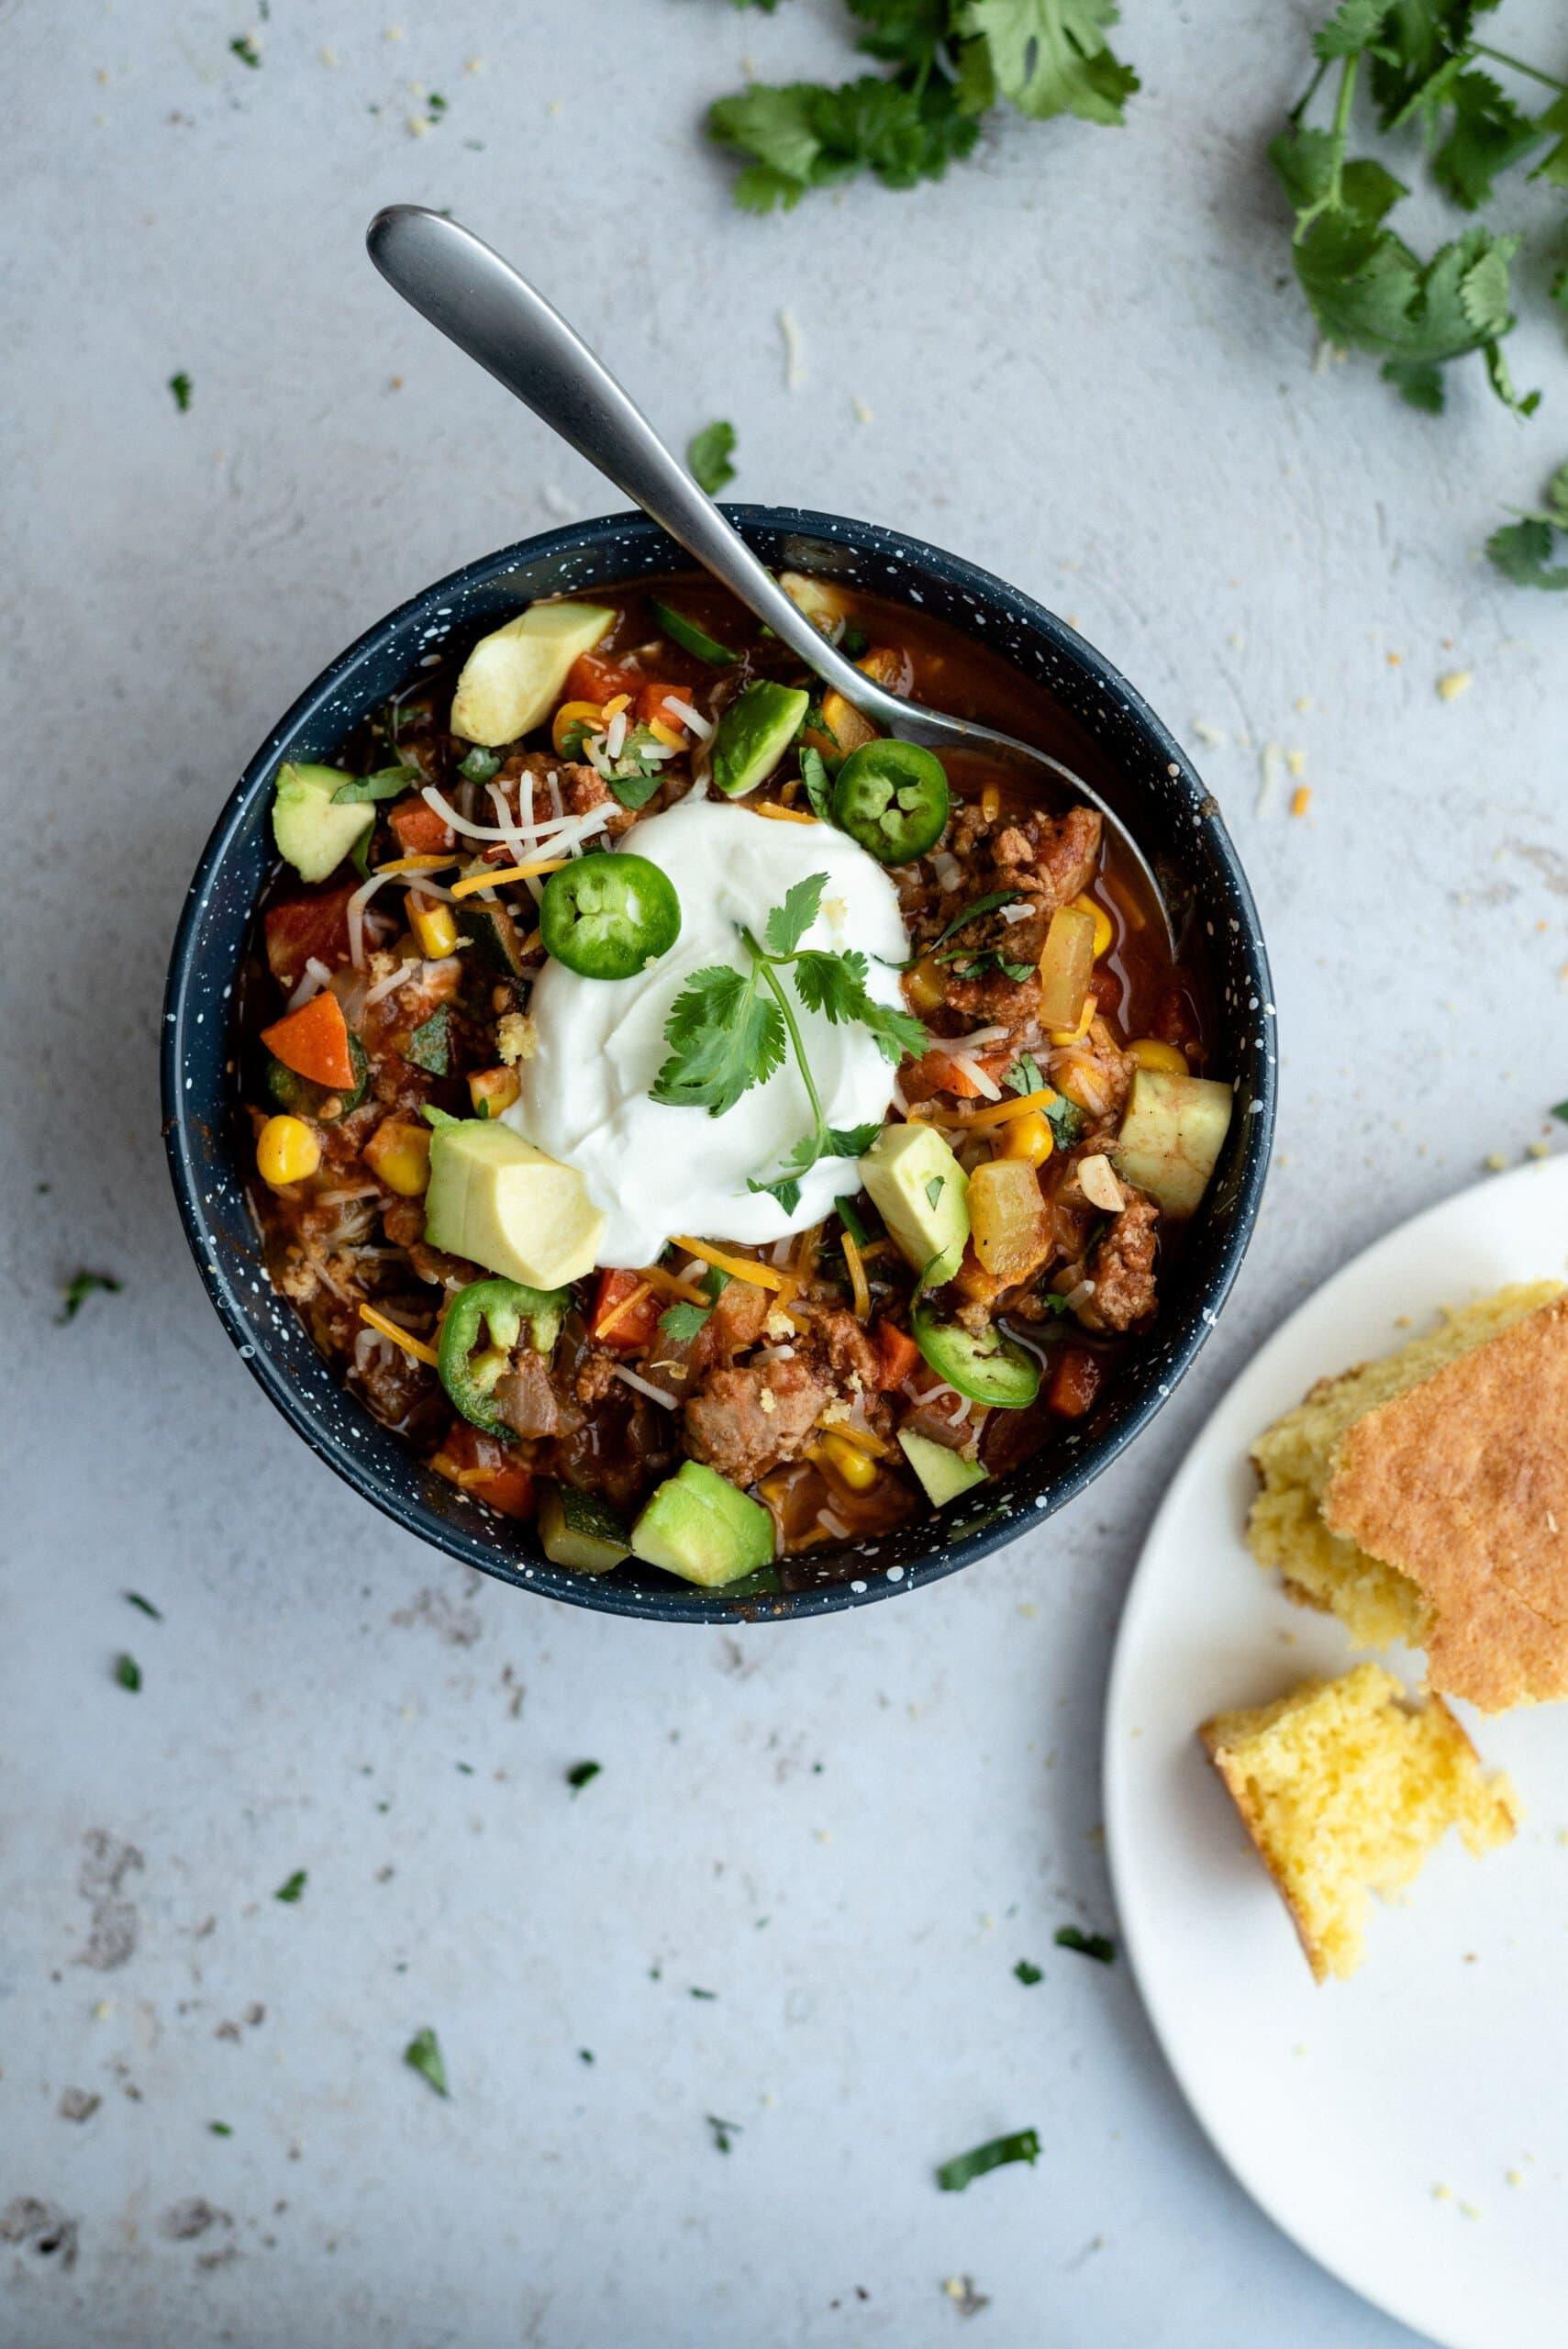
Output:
(161, 504), (1276, 1624)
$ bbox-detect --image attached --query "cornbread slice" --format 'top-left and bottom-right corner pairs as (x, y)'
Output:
(1249, 1283), (1568, 1711)
(1200, 1664), (1518, 1982)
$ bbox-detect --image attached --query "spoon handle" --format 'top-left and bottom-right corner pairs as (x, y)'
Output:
(366, 205), (865, 697)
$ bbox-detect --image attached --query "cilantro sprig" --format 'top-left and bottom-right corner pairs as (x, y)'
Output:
(1487, 458), (1568, 589)
(651, 872), (928, 1212)
(706, 0), (1137, 212)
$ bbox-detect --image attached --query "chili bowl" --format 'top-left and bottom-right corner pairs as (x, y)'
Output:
(161, 507), (1276, 1624)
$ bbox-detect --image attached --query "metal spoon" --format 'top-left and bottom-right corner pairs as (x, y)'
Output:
(365, 204), (1173, 941)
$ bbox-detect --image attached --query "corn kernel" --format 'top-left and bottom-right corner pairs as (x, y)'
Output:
(906, 954), (946, 1015)
(364, 1117), (431, 1197)
(1129, 1036), (1188, 1075)
(1071, 893), (1114, 959)
(998, 1109), (1054, 1166)
(1047, 995), (1097, 1047)
(408, 892), (458, 959)
(469, 1065), (521, 1119)
(817, 1431), (879, 1493)
(256, 1113), (320, 1189)
(980, 782), (1003, 824)
(551, 697), (602, 756)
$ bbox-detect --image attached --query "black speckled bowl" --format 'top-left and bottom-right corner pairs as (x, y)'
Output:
(161, 508), (1275, 1622)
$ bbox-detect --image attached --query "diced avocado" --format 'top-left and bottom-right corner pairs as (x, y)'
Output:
(710, 681), (810, 798)
(861, 1121), (970, 1285)
(897, 1428), (988, 1508)
(450, 600), (615, 747)
(265, 1031), (368, 1120)
(539, 1484), (631, 1575)
(458, 898), (528, 977)
(272, 762), (374, 884)
(424, 1120), (605, 1287)
(629, 1460), (775, 1588)
(1113, 1069), (1233, 1219)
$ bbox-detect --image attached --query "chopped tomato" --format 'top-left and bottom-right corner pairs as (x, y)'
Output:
(435, 1420), (537, 1520)
(1046, 1345), (1103, 1419)
(636, 680), (687, 730)
(565, 651), (641, 707)
(261, 990), (356, 1090)
(591, 1268), (662, 1351)
(263, 885), (355, 985)
(389, 795), (453, 857)
(872, 1319), (921, 1390)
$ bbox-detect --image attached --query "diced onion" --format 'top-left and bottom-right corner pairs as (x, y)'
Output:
(612, 1364), (678, 1410)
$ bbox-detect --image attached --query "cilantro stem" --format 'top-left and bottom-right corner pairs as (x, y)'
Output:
(1326, 52), (1357, 212)
(1287, 55), (1329, 128)
(1470, 42), (1568, 95)
(745, 930), (829, 1152)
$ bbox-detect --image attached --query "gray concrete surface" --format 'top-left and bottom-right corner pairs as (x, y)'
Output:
(4, 0), (1564, 2343)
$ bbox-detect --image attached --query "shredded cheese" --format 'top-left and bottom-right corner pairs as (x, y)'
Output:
(752, 801), (818, 825)
(357, 1302), (439, 1368)
(594, 1279), (655, 1341)
(670, 1237), (789, 1293)
(842, 1229), (871, 1320)
(450, 858), (570, 897)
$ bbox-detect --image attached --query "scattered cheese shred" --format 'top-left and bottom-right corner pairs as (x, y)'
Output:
(358, 1303), (439, 1369)
(752, 801), (817, 825)
(374, 853), (462, 876)
(671, 1237), (789, 1293)
(1290, 784), (1313, 818)
(841, 1230), (871, 1321)
(1438, 668), (1473, 702)
(450, 859), (569, 897)
(594, 1280), (655, 1341)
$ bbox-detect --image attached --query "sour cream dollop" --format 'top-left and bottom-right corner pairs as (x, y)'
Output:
(506, 798), (910, 1267)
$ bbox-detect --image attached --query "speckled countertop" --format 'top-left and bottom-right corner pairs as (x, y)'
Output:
(4, 2), (1563, 2343)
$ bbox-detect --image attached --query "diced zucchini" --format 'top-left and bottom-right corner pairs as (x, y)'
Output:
(458, 899), (528, 976)
(1112, 1069), (1233, 1219)
(539, 1484), (631, 1575)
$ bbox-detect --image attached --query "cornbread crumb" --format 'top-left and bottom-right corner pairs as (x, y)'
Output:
(1290, 785), (1312, 818)
(764, 1308), (795, 1342)
(1433, 2183), (1452, 2202)
(1438, 669), (1473, 703)
(1201, 1665), (1517, 1982)
(1485, 1152), (1509, 1172)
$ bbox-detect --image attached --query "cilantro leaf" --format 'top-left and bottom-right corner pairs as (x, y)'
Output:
(1043, 1094), (1084, 1148)
(651, 964), (786, 1116)
(566, 1760), (601, 1792)
(847, 0), (947, 72)
(606, 761), (664, 811)
(687, 419), (738, 495)
(935, 2127), (1041, 2192)
(1429, 69), (1544, 208)
(168, 371), (193, 413)
(114, 1653), (141, 1693)
(956, 0), (1138, 127)
(765, 871), (828, 956)
(1005, 1052), (1046, 1096)
(1381, 357), (1446, 409)
(1486, 461), (1568, 588)
(332, 764), (419, 804)
(1014, 1958), (1043, 1984)
(274, 1870), (307, 1904)
(1054, 1923), (1116, 1962)
(404, 2027), (449, 2096)
(798, 745), (835, 820)
(458, 746), (502, 785)
(659, 1300), (712, 1343)
(794, 948), (929, 1063)
(125, 1592), (162, 1620)
(229, 32), (261, 67)
(59, 1270), (122, 1324)
(709, 72), (978, 210)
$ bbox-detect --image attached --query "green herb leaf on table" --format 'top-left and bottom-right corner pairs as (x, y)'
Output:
(59, 1270), (122, 1324)
(957, 0), (1140, 128)
(706, 2114), (741, 2152)
(687, 419), (738, 495)
(274, 1870), (307, 1904)
(566, 1760), (602, 1793)
(405, 2027), (449, 2097)
(229, 33), (261, 67)
(935, 2126), (1041, 2192)
(1551, 1098), (1568, 1123)
(1054, 1923), (1116, 1963)
(168, 372), (193, 413)
(210, 2121), (233, 2137)
(406, 1008), (451, 1077)
(125, 1591), (162, 1620)
(1014, 1959), (1043, 1985)
(114, 1653), (141, 1693)
(1486, 460), (1568, 591)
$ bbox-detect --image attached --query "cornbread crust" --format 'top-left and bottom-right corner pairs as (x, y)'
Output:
(1326, 1293), (1568, 1712)
(1247, 1283), (1562, 1692)
(1201, 1665), (1518, 1982)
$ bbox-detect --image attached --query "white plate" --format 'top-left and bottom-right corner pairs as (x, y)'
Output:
(1105, 1156), (1568, 2349)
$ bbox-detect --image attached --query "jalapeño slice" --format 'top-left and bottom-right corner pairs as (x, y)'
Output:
(439, 1276), (568, 1437)
(539, 852), (681, 981)
(832, 740), (950, 863)
(910, 1301), (1040, 1409)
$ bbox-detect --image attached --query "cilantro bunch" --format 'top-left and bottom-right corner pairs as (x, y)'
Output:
(710, 0), (1138, 212)
(650, 871), (928, 1209)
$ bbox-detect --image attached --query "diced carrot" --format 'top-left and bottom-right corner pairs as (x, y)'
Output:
(1046, 1346), (1103, 1419)
(263, 885), (355, 985)
(591, 1268), (662, 1352)
(565, 651), (641, 707)
(636, 680), (686, 729)
(911, 1049), (989, 1100)
(261, 990), (356, 1090)
(872, 1319), (921, 1390)
(389, 795), (454, 856)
